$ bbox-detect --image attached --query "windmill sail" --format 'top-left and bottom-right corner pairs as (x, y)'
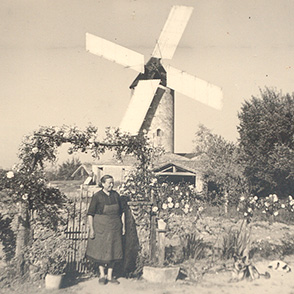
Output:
(152, 6), (194, 60)
(120, 79), (161, 135)
(86, 32), (145, 73)
(166, 65), (223, 110)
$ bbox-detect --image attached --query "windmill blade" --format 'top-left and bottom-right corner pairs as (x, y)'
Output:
(86, 32), (145, 73)
(152, 6), (194, 60)
(166, 65), (223, 110)
(120, 79), (161, 135)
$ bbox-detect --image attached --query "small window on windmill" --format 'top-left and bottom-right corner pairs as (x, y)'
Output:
(157, 129), (163, 137)
(155, 128), (163, 146)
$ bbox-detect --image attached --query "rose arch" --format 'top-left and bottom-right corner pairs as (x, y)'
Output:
(0, 124), (159, 276)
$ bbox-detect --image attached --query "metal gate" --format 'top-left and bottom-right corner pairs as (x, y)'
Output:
(65, 187), (93, 273)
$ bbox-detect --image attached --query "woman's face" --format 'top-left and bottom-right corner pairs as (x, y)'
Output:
(102, 178), (114, 192)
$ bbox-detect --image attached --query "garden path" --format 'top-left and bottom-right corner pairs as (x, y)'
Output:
(74, 258), (294, 294)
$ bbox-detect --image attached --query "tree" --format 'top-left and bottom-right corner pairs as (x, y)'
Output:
(56, 157), (81, 180)
(237, 88), (294, 197)
(193, 125), (248, 208)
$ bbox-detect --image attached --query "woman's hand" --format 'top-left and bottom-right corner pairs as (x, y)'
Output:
(89, 228), (95, 239)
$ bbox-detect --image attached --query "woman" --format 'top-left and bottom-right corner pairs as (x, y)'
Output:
(85, 175), (125, 285)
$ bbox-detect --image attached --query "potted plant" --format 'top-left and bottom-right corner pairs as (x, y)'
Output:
(25, 222), (71, 289)
(44, 239), (70, 290)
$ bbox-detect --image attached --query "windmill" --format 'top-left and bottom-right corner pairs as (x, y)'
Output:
(86, 5), (223, 153)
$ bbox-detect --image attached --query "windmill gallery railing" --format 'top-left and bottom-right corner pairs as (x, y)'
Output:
(64, 187), (155, 274)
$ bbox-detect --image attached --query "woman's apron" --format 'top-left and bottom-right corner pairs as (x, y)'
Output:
(86, 203), (123, 264)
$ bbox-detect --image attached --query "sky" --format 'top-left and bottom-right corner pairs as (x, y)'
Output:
(1, 0), (294, 168)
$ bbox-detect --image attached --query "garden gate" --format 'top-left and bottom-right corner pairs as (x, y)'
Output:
(65, 187), (92, 273)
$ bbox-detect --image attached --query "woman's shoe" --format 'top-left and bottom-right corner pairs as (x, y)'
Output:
(98, 277), (107, 285)
(108, 278), (120, 285)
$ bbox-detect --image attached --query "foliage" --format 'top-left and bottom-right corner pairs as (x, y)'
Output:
(56, 157), (82, 180)
(259, 194), (282, 219)
(24, 221), (71, 278)
(153, 182), (204, 223)
(0, 168), (68, 230)
(220, 221), (251, 260)
(119, 166), (204, 222)
(0, 212), (15, 262)
(193, 124), (249, 206)
(238, 87), (294, 196)
(237, 195), (259, 223)
(181, 233), (207, 261)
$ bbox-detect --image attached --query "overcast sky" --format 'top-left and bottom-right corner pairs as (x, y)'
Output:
(1, 0), (294, 168)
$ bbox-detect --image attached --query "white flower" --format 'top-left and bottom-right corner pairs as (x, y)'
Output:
(240, 196), (245, 201)
(185, 203), (190, 209)
(167, 197), (172, 203)
(168, 202), (174, 209)
(265, 202), (269, 207)
(273, 194), (278, 202)
(32, 147), (39, 154)
(162, 203), (168, 210)
(254, 196), (258, 201)
(273, 211), (279, 216)
(281, 204), (286, 209)
(142, 129), (148, 134)
(175, 203), (180, 208)
(189, 185), (194, 190)
(152, 206), (158, 212)
(237, 207), (240, 212)
(183, 208), (189, 214)
(151, 178), (157, 184)
(175, 186), (179, 191)
(22, 194), (28, 201)
(289, 195), (293, 200)
(6, 171), (14, 179)
(244, 212), (248, 216)
(198, 206), (204, 212)
(262, 210), (266, 214)
(247, 207), (252, 213)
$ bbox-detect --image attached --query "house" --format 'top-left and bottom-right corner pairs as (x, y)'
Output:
(73, 151), (204, 193)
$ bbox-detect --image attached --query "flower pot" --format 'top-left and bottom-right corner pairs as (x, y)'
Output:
(142, 266), (180, 283)
(45, 273), (64, 290)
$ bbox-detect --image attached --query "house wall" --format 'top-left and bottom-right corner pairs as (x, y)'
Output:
(92, 164), (134, 185)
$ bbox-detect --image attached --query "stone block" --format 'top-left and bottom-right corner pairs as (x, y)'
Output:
(142, 266), (180, 283)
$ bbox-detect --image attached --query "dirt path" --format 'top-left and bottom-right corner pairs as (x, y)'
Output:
(73, 260), (294, 294)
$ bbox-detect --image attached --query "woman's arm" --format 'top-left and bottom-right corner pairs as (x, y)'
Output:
(88, 215), (95, 239)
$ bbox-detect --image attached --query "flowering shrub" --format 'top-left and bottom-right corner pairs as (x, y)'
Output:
(119, 168), (204, 224)
(237, 195), (259, 222)
(260, 194), (281, 218)
(286, 195), (294, 212)
(153, 182), (204, 222)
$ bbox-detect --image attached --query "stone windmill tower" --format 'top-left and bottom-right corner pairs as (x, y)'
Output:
(86, 6), (223, 153)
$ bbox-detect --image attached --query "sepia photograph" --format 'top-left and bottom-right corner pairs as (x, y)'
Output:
(1, 0), (294, 293)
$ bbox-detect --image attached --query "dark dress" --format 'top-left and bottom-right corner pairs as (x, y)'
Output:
(85, 189), (123, 264)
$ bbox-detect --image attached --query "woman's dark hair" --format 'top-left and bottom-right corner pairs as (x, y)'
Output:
(98, 175), (114, 188)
